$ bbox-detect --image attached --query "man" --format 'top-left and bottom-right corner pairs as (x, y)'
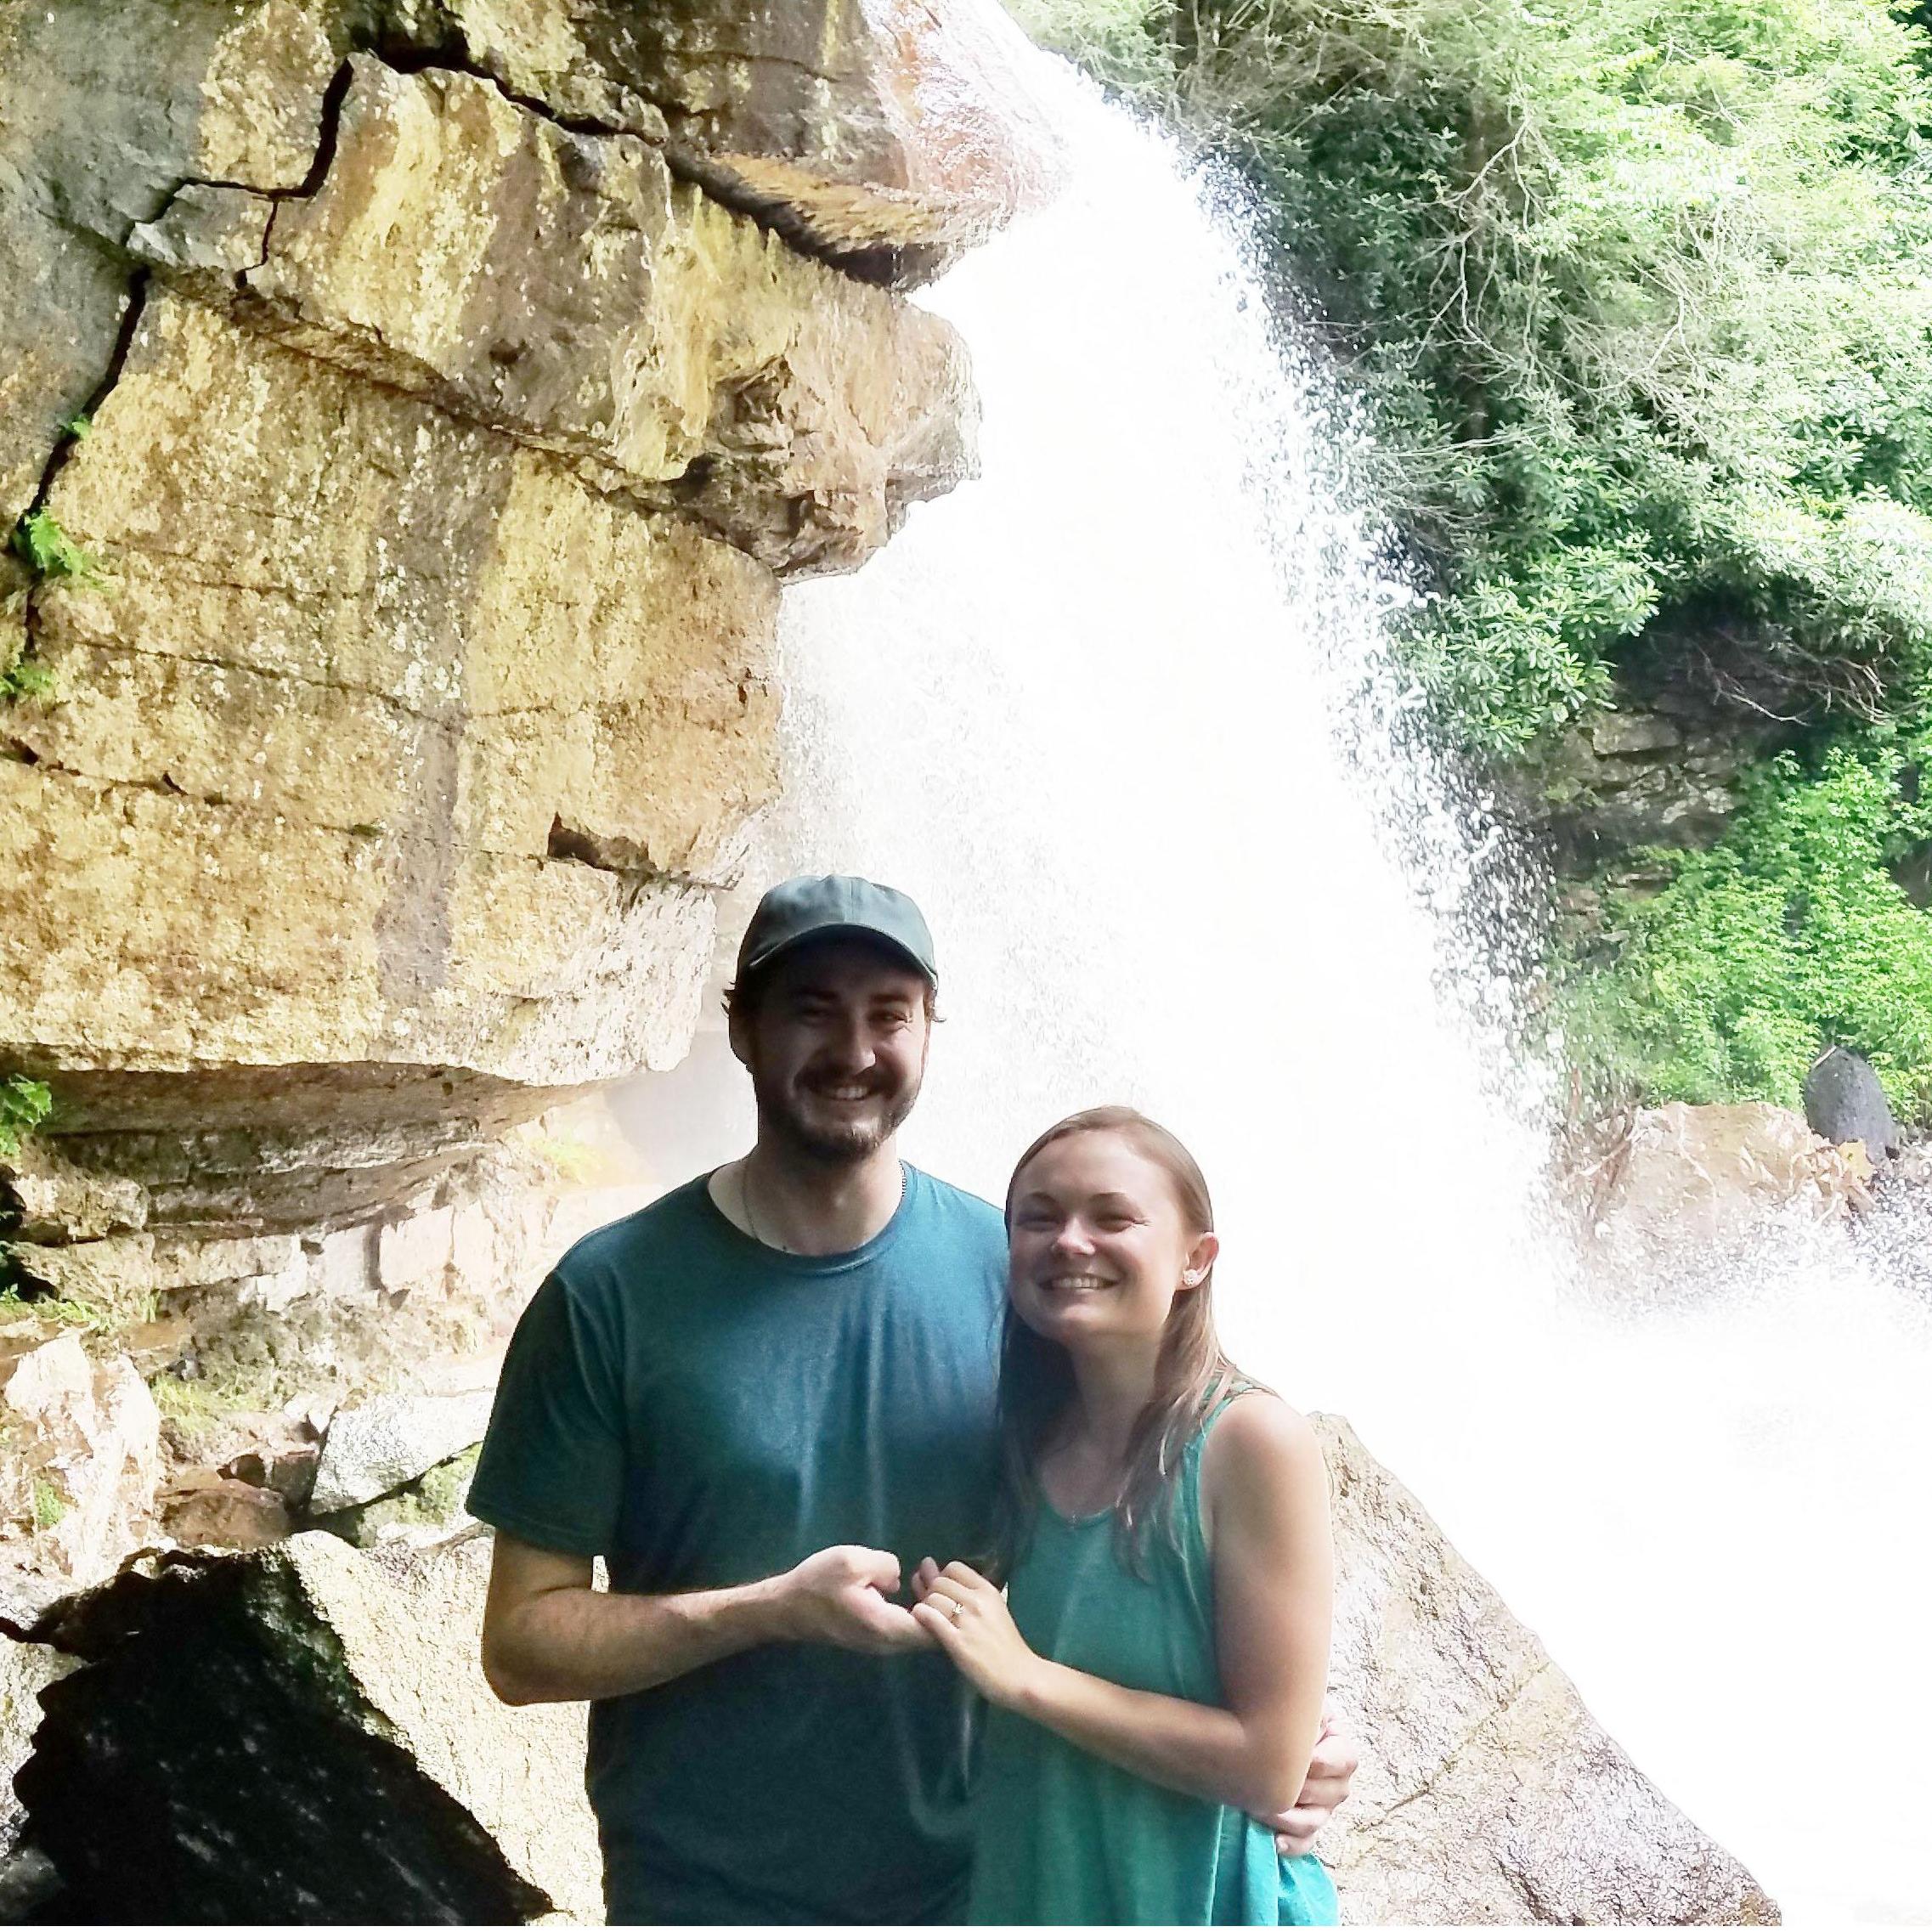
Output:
(471, 875), (1355, 1924)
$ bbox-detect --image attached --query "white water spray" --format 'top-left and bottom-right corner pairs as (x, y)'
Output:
(696, 49), (1932, 1928)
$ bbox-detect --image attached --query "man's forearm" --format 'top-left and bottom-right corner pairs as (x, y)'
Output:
(485, 1573), (789, 1705)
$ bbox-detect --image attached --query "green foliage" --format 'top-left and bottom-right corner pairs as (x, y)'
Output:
(0, 654), (55, 703)
(59, 414), (91, 442)
(1557, 738), (1932, 1118)
(1025, 0), (1932, 754)
(32, 1477), (65, 1530)
(12, 508), (102, 586)
(0, 1075), (51, 1161)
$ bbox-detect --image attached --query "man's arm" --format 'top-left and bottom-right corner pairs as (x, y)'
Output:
(481, 1534), (932, 1706)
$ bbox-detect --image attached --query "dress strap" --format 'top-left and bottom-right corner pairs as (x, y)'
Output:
(1200, 1369), (1261, 1434)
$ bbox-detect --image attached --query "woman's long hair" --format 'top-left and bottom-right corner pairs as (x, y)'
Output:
(995, 1105), (1250, 1579)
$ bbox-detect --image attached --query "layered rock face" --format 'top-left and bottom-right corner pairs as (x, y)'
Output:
(0, 1420), (1774, 1924)
(0, 0), (1036, 1603)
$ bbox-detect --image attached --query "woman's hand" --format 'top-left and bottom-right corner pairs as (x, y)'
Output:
(911, 1559), (1047, 1710)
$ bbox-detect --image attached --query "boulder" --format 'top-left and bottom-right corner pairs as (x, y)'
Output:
(1315, 1415), (1777, 1924)
(308, 1390), (495, 1516)
(1801, 1047), (1901, 1164)
(5, 1425), (1772, 1925)
(1578, 1103), (1873, 1269)
(16, 1532), (597, 1923)
(158, 1473), (293, 1551)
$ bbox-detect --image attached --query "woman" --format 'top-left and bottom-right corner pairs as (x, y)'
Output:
(912, 1106), (1338, 1925)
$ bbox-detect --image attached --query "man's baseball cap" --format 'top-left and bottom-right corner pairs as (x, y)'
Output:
(734, 875), (937, 986)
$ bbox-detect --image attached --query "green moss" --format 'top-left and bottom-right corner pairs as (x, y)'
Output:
(1026, 0), (1932, 758)
(32, 1477), (65, 1530)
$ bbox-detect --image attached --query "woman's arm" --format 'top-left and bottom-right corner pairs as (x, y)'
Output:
(912, 1395), (1333, 1819)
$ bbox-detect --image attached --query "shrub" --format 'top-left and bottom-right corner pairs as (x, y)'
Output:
(0, 1076), (51, 1161)
(1557, 738), (1932, 1119)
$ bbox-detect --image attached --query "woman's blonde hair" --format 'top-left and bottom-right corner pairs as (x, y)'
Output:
(997, 1105), (1251, 1577)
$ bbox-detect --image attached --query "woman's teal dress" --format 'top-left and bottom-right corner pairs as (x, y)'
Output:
(969, 1393), (1339, 1926)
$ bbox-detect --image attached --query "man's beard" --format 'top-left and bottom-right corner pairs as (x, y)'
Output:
(750, 1063), (923, 1165)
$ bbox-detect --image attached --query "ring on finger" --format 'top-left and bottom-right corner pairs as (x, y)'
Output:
(944, 1597), (963, 1622)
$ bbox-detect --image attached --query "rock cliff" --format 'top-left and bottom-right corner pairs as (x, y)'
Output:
(0, 0), (1040, 1606)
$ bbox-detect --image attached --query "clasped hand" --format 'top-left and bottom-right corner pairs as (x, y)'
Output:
(909, 1556), (1045, 1709)
(775, 1547), (1038, 1705)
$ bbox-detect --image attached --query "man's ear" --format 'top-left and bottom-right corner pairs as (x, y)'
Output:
(726, 1005), (753, 1069)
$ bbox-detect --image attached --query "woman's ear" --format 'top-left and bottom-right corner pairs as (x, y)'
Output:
(1179, 1230), (1220, 1289)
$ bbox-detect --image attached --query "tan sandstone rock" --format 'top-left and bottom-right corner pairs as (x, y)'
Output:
(217, 55), (976, 576)
(0, 0), (1005, 1633)
(385, 0), (1059, 284)
(1316, 1414), (1777, 1924)
(0, 0), (343, 525)
(1576, 1102), (1873, 1277)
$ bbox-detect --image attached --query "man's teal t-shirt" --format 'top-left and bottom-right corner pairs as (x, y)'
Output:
(467, 1166), (1006, 1925)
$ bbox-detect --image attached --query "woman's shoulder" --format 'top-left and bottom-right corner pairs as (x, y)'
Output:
(1199, 1389), (1325, 1513)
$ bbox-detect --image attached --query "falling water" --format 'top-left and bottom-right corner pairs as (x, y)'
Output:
(640, 44), (1932, 1929)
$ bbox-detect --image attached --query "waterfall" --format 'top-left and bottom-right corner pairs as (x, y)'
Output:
(706, 48), (1932, 1929)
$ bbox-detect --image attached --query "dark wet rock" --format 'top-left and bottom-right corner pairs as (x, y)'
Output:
(14, 1534), (596, 1924)
(1802, 1047), (1901, 1163)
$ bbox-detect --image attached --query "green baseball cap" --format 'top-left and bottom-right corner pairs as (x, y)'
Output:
(735, 875), (938, 986)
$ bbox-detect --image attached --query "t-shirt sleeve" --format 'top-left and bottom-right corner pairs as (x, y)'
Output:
(466, 1268), (627, 1557)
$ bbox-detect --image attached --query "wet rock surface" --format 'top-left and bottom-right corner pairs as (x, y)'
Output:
(1569, 1101), (1876, 1284)
(1315, 1415), (1777, 1925)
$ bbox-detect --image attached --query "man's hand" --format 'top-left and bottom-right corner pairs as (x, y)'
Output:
(1266, 1706), (1359, 1857)
(775, 1544), (932, 1654)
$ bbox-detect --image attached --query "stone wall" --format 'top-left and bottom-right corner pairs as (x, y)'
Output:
(0, 0), (1039, 1602)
